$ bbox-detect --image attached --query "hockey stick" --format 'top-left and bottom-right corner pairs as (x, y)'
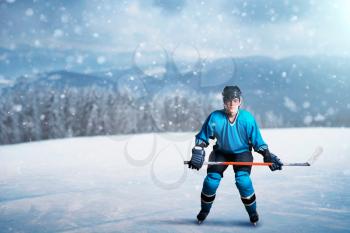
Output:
(184, 161), (273, 166)
(184, 146), (323, 167)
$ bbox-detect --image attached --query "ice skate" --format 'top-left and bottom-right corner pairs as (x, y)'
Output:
(249, 212), (259, 226)
(197, 210), (209, 224)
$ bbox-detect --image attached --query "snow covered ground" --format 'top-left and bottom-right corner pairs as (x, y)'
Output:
(0, 128), (349, 233)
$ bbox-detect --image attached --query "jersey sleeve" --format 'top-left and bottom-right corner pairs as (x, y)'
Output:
(195, 113), (216, 147)
(248, 117), (268, 152)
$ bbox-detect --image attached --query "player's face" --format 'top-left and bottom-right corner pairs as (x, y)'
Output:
(224, 98), (241, 114)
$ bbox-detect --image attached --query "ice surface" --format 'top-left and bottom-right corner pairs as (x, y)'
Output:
(0, 128), (349, 232)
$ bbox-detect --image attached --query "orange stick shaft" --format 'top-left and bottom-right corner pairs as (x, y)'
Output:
(212, 162), (272, 166)
(184, 161), (272, 166)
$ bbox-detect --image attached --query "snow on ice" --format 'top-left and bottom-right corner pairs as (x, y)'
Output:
(0, 128), (349, 233)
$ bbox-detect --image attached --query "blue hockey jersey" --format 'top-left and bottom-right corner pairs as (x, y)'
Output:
(195, 109), (268, 154)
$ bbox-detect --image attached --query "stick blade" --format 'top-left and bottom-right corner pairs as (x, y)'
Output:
(307, 146), (323, 165)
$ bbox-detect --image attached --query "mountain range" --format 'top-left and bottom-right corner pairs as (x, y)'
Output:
(1, 47), (349, 128)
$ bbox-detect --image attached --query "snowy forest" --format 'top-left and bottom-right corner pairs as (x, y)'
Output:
(0, 79), (218, 145)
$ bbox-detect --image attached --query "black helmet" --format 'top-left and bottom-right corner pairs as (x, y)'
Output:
(222, 85), (241, 102)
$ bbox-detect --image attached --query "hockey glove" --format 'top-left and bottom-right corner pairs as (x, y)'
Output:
(188, 146), (205, 170)
(261, 149), (283, 171)
(269, 153), (283, 171)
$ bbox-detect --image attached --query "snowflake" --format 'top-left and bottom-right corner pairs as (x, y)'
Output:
(314, 114), (325, 122)
(40, 14), (47, 22)
(61, 15), (69, 24)
(34, 40), (41, 47)
(290, 15), (298, 22)
(97, 56), (106, 64)
(283, 96), (297, 112)
(13, 105), (22, 112)
(303, 115), (313, 125)
(302, 101), (310, 109)
(25, 8), (34, 16)
(53, 29), (64, 38)
(76, 55), (84, 64)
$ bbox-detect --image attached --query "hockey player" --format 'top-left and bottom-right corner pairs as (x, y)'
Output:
(188, 85), (283, 225)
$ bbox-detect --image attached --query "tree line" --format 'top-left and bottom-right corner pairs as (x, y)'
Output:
(0, 84), (220, 145)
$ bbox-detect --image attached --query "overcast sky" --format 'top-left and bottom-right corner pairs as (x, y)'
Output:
(1, 0), (350, 58)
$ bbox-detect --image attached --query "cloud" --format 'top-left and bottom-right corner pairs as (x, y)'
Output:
(0, 0), (349, 57)
(225, 0), (314, 24)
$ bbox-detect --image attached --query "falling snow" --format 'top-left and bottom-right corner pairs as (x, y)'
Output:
(97, 56), (106, 64)
(283, 96), (297, 112)
(25, 8), (33, 16)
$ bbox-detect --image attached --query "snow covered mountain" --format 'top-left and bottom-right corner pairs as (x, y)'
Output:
(0, 128), (349, 233)
(0, 46), (132, 79)
(1, 53), (350, 145)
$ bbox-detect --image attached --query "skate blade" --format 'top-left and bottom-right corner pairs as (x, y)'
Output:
(251, 222), (257, 227)
(197, 220), (203, 225)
